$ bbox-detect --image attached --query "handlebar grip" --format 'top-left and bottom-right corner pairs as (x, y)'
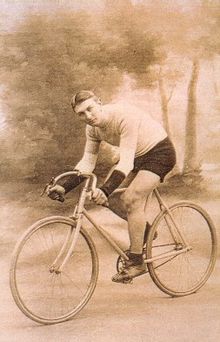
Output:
(58, 195), (65, 203)
(102, 201), (109, 208)
(53, 171), (97, 192)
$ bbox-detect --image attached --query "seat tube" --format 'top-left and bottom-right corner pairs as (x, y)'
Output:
(154, 188), (188, 246)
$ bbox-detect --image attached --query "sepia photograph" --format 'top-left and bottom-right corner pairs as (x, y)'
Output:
(0, 0), (219, 341)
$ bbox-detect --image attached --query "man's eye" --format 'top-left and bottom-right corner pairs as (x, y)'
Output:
(87, 106), (93, 112)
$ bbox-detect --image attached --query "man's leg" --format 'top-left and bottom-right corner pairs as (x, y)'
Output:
(108, 171), (136, 220)
(121, 170), (160, 254)
(108, 170), (159, 247)
(111, 170), (160, 282)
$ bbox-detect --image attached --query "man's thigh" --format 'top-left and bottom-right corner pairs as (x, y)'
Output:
(108, 170), (160, 218)
(119, 171), (136, 188)
(124, 170), (160, 200)
(108, 171), (136, 219)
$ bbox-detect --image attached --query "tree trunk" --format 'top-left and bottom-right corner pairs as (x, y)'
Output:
(183, 58), (200, 174)
(158, 74), (172, 138)
(158, 70), (180, 175)
(212, 61), (219, 96)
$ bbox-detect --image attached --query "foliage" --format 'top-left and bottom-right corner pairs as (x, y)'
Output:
(103, 1), (166, 85)
(161, 169), (210, 199)
(0, 5), (165, 181)
(1, 0), (219, 185)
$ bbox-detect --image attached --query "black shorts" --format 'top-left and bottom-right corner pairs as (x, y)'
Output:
(132, 137), (176, 182)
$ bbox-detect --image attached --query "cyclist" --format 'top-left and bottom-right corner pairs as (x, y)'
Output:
(48, 90), (176, 283)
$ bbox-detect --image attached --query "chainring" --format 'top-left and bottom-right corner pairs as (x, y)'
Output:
(116, 248), (147, 272)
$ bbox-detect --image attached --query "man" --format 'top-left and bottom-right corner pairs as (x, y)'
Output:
(48, 90), (176, 283)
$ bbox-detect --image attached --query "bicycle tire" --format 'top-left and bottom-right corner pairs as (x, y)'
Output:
(146, 201), (217, 297)
(10, 216), (99, 324)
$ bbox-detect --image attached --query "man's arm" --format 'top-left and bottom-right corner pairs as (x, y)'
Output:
(48, 126), (100, 199)
(100, 117), (139, 197)
(62, 127), (100, 193)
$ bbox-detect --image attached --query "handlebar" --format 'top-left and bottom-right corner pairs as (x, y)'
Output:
(41, 171), (98, 199)
(42, 170), (125, 204)
(54, 171), (97, 193)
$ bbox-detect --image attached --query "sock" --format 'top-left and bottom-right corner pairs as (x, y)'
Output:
(143, 222), (151, 244)
(128, 252), (143, 265)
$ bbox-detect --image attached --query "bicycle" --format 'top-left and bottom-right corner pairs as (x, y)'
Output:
(10, 171), (217, 325)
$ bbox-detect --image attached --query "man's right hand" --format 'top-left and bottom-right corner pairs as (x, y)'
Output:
(92, 188), (109, 206)
(47, 185), (65, 202)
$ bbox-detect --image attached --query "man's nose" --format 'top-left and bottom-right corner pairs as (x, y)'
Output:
(85, 111), (92, 119)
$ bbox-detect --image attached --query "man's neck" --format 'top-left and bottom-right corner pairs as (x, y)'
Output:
(98, 105), (111, 128)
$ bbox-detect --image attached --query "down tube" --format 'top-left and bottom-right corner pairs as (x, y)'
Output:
(83, 209), (129, 260)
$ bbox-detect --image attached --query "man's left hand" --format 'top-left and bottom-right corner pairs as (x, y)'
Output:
(92, 188), (109, 206)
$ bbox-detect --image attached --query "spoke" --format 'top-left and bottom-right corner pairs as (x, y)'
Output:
(13, 220), (97, 322)
(35, 230), (54, 266)
(147, 203), (215, 296)
(153, 254), (180, 270)
(61, 270), (85, 296)
(57, 274), (67, 316)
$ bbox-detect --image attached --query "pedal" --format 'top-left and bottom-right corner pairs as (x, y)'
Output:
(112, 276), (133, 284)
(112, 272), (133, 284)
(122, 278), (133, 284)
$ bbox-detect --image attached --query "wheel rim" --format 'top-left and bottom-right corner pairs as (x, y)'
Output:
(11, 219), (98, 323)
(147, 203), (217, 296)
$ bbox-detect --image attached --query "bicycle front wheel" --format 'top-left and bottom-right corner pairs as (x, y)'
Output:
(146, 202), (217, 297)
(10, 216), (99, 324)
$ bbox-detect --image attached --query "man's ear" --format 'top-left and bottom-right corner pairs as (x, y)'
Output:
(97, 98), (102, 105)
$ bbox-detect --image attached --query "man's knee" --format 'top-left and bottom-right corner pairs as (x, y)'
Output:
(108, 192), (127, 220)
(121, 170), (160, 213)
(121, 190), (143, 213)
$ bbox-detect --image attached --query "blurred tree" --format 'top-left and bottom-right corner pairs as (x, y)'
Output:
(156, 64), (183, 138)
(103, 1), (165, 77)
(0, 11), (123, 180)
(182, 0), (220, 176)
(138, 0), (220, 181)
(183, 59), (200, 174)
(0, 5), (165, 181)
(104, 1), (184, 175)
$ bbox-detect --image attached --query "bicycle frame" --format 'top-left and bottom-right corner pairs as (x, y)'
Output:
(10, 170), (216, 325)
(49, 171), (191, 273)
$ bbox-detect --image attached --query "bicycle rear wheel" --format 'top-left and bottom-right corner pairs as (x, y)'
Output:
(146, 202), (217, 297)
(10, 216), (99, 324)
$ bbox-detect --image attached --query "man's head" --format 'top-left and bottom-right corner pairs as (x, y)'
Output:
(71, 90), (104, 127)
(71, 90), (97, 111)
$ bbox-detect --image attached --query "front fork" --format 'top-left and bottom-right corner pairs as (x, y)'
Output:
(49, 179), (91, 274)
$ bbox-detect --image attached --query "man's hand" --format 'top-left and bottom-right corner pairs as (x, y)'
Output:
(47, 185), (65, 202)
(92, 188), (109, 206)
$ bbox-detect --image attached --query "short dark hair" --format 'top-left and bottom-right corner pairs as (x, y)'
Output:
(71, 90), (98, 111)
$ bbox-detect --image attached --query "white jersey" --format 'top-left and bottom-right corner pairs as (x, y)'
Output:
(75, 102), (167, 176)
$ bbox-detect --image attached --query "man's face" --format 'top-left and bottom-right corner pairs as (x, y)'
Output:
(73, 98), (104, 127)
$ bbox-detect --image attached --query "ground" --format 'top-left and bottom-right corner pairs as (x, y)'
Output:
(0, 182), (219, 342)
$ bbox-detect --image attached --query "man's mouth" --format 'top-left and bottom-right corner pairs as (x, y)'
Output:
(87, 120), (96, 125)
